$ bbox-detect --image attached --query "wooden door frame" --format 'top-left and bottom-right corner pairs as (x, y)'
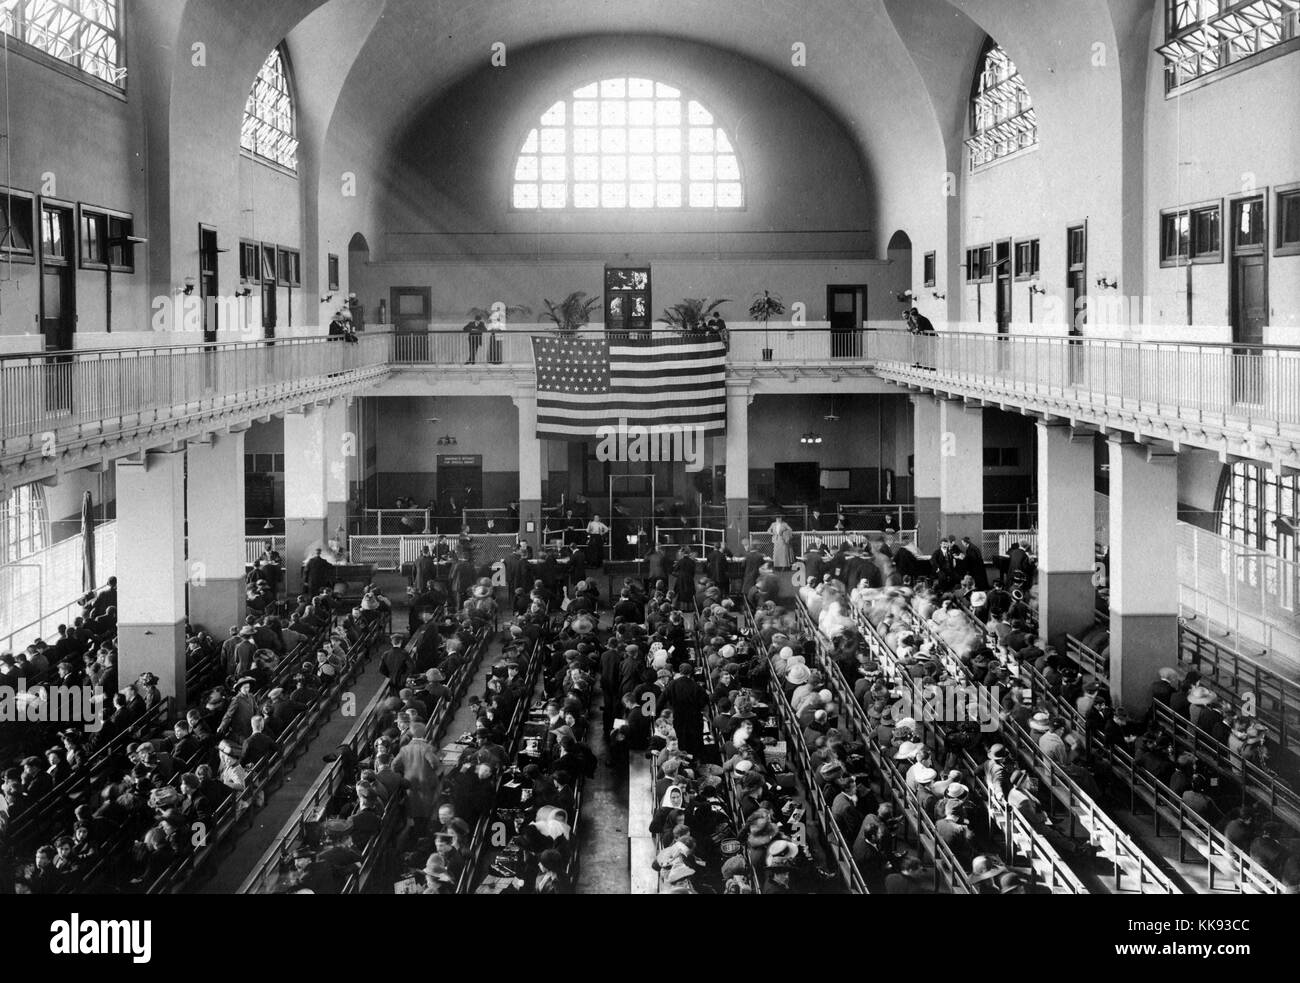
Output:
(825, 284), (869, 325)
(37, 196), (77, 350)
(389, 286), (432, 330)
(1228, 191), (1268, 345)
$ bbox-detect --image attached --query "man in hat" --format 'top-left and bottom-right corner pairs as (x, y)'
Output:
(227, 625), (257, 679)
(239, 715), (276, 768)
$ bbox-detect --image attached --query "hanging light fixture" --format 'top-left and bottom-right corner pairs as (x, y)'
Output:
(436, 434), (458, 446)
(800, 432), (823, 445)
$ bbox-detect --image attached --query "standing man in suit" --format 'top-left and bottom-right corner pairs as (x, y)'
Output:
(414, 546), (438, 594)
(960, 535), (989, 591)
(803, 539), (826, 587)
(462, 314), (485, 364)
(304, 548), (334, 596)
(740, 539), (764, 597)
(672, 547), (697, 611)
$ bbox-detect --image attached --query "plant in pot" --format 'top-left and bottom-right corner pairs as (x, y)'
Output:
(539, 291), (601, 335)
(657, 297), (730, 332)
(748, 290), (786, 361)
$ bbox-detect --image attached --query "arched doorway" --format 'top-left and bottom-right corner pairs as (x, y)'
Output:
(347, 233), (373, 325)
(887, 229), (913, 312)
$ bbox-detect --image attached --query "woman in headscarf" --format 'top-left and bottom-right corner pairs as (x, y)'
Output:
(767, 514), (793, 570)
(392, 722), (443, 835)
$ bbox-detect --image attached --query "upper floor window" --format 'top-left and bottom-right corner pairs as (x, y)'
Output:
(0, 0), (125, 87)
(0, 482), (45, 565)
(1159, 0), (1300, 91)
(966, 40), (1037, 171)
(241, 45), (298, 171)
(1219, 462), (1299, 566)
(511, 77), (743, 210)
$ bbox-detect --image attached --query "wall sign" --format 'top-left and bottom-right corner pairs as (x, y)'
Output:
(436, 455), (482, 467)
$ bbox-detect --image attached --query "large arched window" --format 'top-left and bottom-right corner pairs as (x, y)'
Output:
(241, 45), (298, 171)
(1219, 462), (1299, 559)
(0, 0), (125, 86)
(966, 40), (1037, 171)
(511, 77), (743, 210)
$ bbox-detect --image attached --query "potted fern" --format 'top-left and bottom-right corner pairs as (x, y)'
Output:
(657, 297), (730, 332)
(749, 290), (785, 361)
(540, 291), (601, 335)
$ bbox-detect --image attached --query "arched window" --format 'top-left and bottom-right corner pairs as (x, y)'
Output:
(0, 0), (125, 86)
(241, 45), (298, 171)
(0, 482), (45, 565)
(510, 77), (743, 210)
(1219, 462), (1299, 559)
(966, 40), (1037, 171)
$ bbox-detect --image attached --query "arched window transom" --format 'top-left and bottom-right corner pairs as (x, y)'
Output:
(966, 41), (1037, 171)
(241, 45), (298, 171)
(511, 77), (743, 211)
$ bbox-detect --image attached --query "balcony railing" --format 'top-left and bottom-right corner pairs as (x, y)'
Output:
(868, 328), (1300, 437)
(0, 332), (393, 451)
(387, 323), (873, 367)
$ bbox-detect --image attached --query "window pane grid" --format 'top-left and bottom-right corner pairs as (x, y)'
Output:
(241, 46), (299, 171)
(1, 0), (125, 86)
(512, 76), (743, 210)
(966, 41), (1038, 171)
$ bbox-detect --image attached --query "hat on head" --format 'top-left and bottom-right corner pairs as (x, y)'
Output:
(235, 676), (257, 690)
(1187, 684), (1217, 706)
(944, 782), (970, 800)
(894, 740), (923, 760)
(1029, 711), (1052, 733)
(818, 762), (844, 783)
(238, 626), (256, 637)
(913, 766), (937, 784)
(970, 591), (988, 607)
(1158, 667), (1179, 684)
(666, 862), (696, 885)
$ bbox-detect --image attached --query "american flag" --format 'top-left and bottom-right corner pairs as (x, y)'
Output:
(531, 333), (727, 439)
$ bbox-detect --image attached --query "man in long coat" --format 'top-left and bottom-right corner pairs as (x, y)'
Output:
(393, 722), (443, 834)
(663, 665), (708, 757)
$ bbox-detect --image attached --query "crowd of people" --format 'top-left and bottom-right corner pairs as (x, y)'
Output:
(0, 561), (394, 894)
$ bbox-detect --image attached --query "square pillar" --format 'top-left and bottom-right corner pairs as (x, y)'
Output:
(116, 450), (187, 708)
(322, 399), (351, 550)
(1109, 437), (1180, 713)
(725, 384), (750, 552)
(187, 431), (248, 635)
(284, 405), (328, 592)
(1036, 423), (1097, 650)
(938, 398), (983, 545)
(911, 395), (941, 552)
(516, 387), (542, 549)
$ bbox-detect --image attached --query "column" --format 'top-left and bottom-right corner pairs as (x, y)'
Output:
(322, 399), (350, 550)
(284, 405), (328, 593)
(938, 398), (984, 544)
(116, 450), (187, 708)
(515, 386), (542, 549)
(1036, 422), (1096, 651)
(911, 395), (941, 551)
(1108, 436), (1180, 713)
(186, 430), (247, 634)
(724, 383), (750, 552)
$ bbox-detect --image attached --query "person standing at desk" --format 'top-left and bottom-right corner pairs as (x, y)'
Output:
(304, 548), (334, 595)
(585, 514), (609, 568)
